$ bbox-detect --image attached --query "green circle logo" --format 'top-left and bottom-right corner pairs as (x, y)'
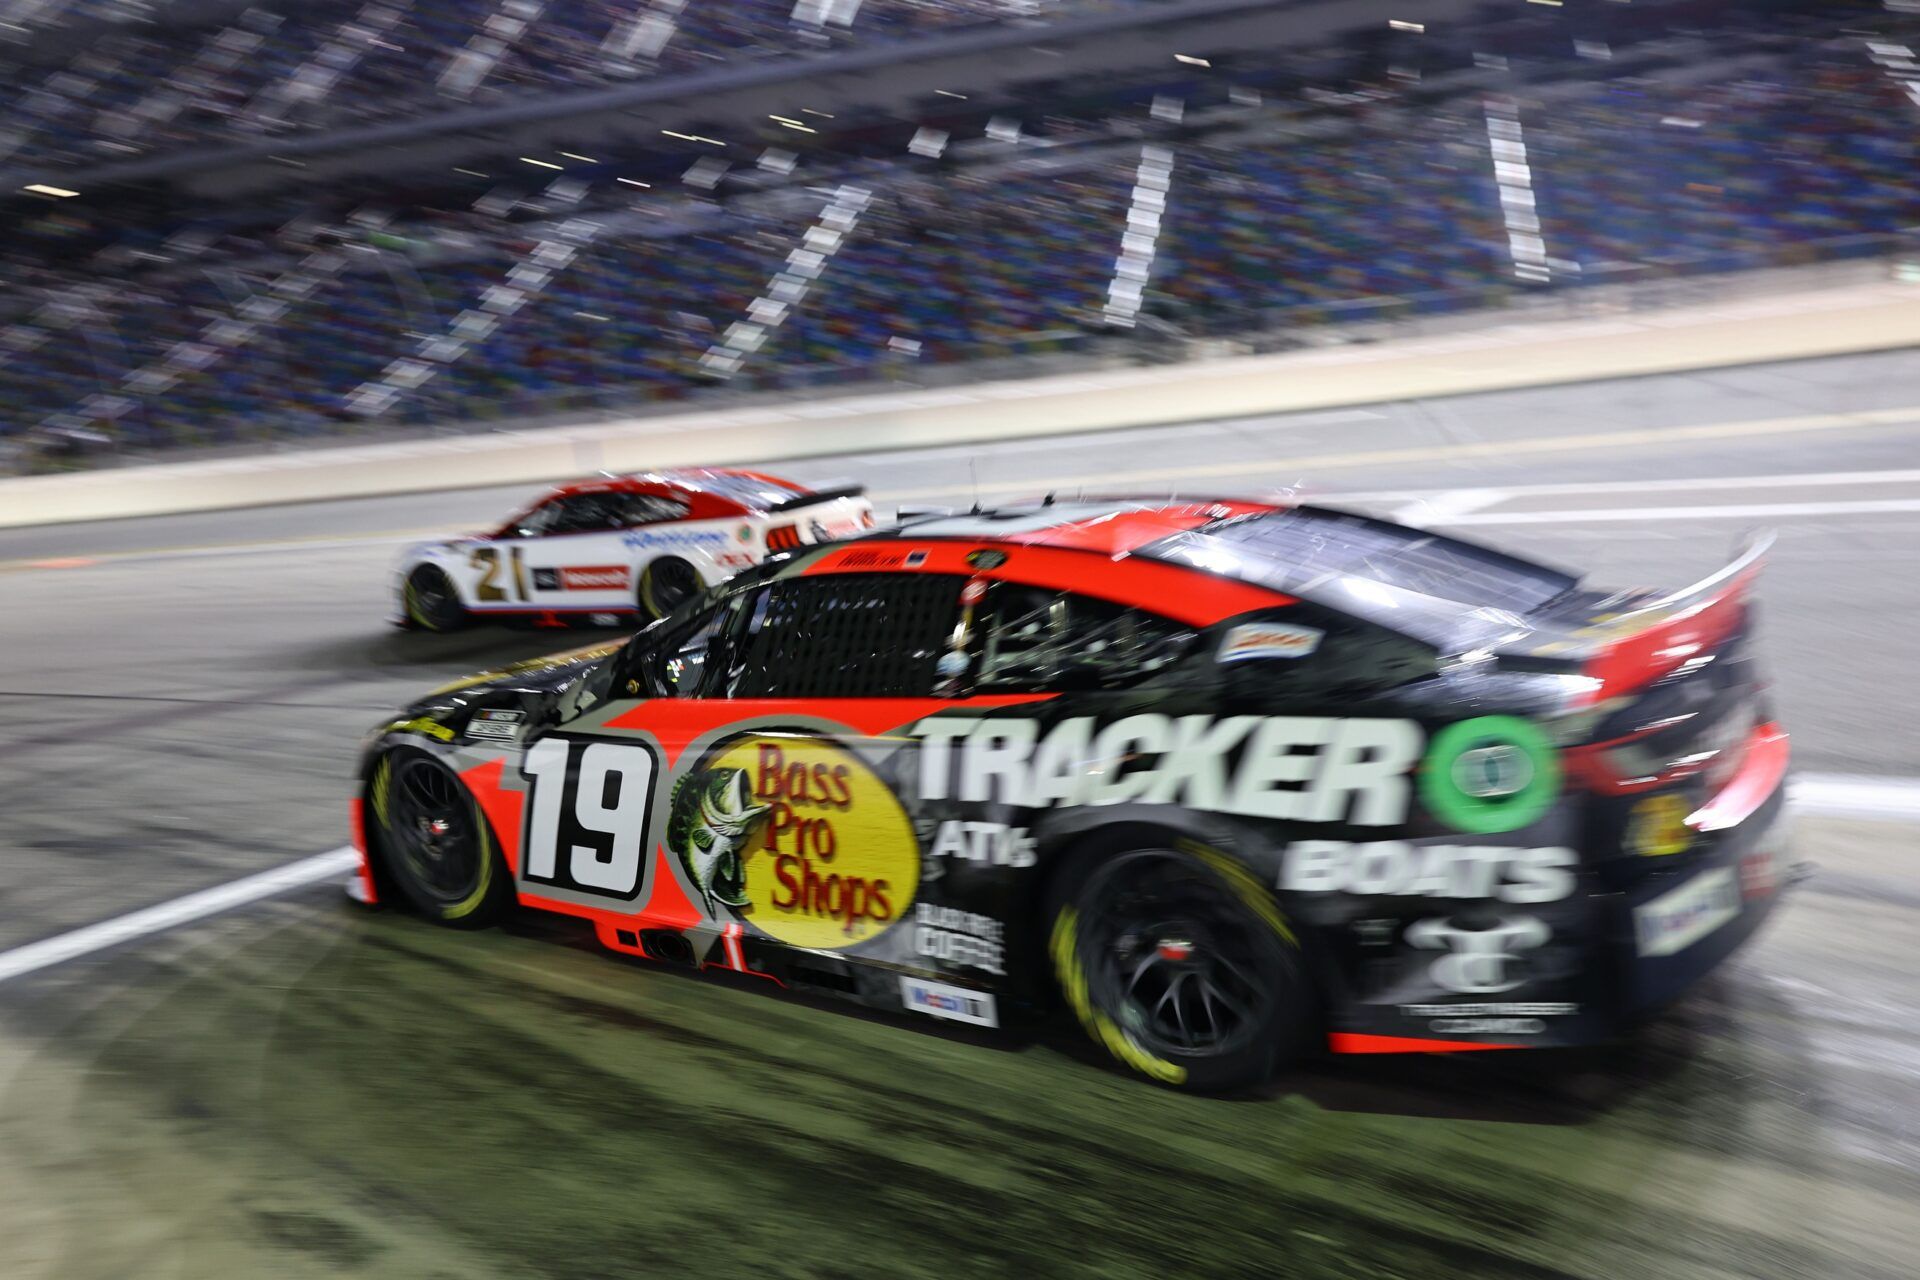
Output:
(1420, 716), (1560, 834)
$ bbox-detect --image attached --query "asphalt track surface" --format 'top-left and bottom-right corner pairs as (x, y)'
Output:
(2, 348), (1919, 1279)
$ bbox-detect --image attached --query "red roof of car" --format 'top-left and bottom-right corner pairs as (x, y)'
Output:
(884, 499), (1281, 555)
(804, 500), (1293, 625)
(542, 467), (806, 506)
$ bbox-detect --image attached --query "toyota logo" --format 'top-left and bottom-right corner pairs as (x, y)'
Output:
(1452, 743), (1534, 799)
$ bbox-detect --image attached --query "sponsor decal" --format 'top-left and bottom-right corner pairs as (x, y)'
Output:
(1419, 716), (1560, 834)
(1404, 915), (1549, 994)
(899, 976), (998, 1027)
(1628, 792), (1693, 857)
(623, 529), (730, 549)
(913, 714), (1423, 825)
(672, 735), (919, 949)
(715, 552), (755, 569)
(960, 578), (988, 606)
(965, 549), (1008, 570)
(533, 567), (559, 591)
(1218, 622), (1323, 662)
(1399, 1001), (1576, 1036)
(560, 565), (630, 591)
(837, 548), (912, 570)
(1635, 866), (1740, 957)
(467, 709), (525, 742)
(928, 820), (1037, 868)
(1282, 841), (1576, 904)
(736, 524), (754, 543)
(914, 904), (1005, 974)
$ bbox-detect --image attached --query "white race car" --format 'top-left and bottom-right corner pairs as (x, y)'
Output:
(394, 468), (873, 630)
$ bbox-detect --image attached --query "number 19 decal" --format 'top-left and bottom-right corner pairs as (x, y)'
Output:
(521, 736), (659, 900)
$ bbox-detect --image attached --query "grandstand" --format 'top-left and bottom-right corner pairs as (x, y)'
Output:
(2, 0), (1916, 471)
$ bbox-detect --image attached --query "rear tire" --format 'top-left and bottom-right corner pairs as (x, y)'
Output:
(1049, 841), (1316, 1092)
(638, 556), (702, 619)
(367, 748), (511, 928)
(403, 565), (467, 632)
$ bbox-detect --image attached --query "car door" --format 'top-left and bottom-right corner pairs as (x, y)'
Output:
(517, 493), (637, 612)
(513, 569), (1005, 964)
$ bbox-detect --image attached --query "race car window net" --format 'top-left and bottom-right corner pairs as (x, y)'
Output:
(1152, 507), (1575, 613)
(722, 573), (963, 699)
(975, 587), (1196, 692)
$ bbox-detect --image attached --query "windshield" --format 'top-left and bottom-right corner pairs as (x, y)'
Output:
(1146, 506), (1576, 614)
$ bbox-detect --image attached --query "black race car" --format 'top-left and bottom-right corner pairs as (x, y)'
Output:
(352, 498), (1792, 1091)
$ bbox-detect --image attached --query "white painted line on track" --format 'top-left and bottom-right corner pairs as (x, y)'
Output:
(1438, 497), (1920, 526)
(1392, 489), (1506, 526)
(0, 847), (357, 985)
(1326, 466), (1920, 507)
(1793, 775), (1920, 824)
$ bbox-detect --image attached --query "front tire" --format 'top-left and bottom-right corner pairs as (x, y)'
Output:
(1049, 842), (1316, 1092)
(403, 565), (467, 632)
(367, 749), (511, 927)
(638, 556), (702, 619)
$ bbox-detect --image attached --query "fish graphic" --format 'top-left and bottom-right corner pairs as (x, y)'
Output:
(667, 766), (773, 915)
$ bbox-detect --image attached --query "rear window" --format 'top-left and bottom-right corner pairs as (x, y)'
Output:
(688, 472), (802, 511)
(1148, 507), (1574, 613)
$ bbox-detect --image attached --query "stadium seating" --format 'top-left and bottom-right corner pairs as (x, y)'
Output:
(3, 46), (1917, 457)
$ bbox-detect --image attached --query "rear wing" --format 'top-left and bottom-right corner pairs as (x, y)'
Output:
(1553, 531), (1774, 706)
(767, 483), (867, 513)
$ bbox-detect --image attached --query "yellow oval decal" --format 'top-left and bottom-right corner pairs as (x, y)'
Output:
(694, 734), (919, 950)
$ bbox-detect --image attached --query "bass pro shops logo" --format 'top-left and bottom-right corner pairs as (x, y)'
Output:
(1404, 916), (1549, 994)
(671, 735), (918, 949)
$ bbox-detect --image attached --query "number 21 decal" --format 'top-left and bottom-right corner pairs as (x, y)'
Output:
(469, 545), (532, 602)
(521, 736), (659, 900)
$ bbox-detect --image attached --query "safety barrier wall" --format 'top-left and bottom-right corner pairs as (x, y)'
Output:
(1, 278), (1916, 529)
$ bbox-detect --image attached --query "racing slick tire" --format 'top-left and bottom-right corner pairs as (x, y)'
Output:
(1048, 841), (1317, 1092)
(366, 748), (512, 928)
(638, 556), (702, 619)
(403, 566), (467, 633)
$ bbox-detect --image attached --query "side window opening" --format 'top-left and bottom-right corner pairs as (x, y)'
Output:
(723, 573), (963, 698)
(976, 586), (1196, 692)
(619, 494), (692, 526)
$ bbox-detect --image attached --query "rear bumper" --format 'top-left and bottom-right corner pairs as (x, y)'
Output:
(1615, 726), (1792, 1016)
(1329, 723), (1793, 1055)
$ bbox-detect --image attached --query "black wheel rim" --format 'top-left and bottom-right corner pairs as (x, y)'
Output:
(1078, 851), (1278, 1059)
(386, 756), (484, 905)
(410, 570), (455, 626)
(646, 560), (701, 616)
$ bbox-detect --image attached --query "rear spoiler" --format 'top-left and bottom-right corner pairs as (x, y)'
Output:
(767, 483), (866, 513)
(1556, 531), (1774, 707)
